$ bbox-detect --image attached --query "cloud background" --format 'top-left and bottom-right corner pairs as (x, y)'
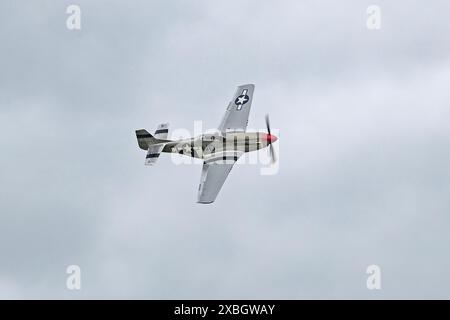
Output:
(1, 0), (450, 299)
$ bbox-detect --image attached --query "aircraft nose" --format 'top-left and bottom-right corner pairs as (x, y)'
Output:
(262, 133), (278, 143)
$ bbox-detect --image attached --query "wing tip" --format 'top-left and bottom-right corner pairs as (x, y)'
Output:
(197, 200), (215, 204)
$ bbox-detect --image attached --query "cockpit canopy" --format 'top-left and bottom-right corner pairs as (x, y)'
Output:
(201, 133), (223, 142)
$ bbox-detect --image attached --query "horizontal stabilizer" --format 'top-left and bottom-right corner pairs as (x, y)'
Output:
(145, 143), (165, 166)
(154, 123), (169, 140)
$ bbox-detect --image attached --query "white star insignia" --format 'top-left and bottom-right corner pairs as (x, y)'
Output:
(237, 96), (247, 104)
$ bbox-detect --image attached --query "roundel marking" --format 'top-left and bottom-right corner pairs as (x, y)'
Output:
(235, 94), (249, 106)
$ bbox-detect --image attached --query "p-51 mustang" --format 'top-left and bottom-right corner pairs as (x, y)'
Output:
(135, 84), (278, 204)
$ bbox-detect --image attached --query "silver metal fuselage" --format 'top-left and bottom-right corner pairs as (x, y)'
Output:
(162, 132), (271, 160)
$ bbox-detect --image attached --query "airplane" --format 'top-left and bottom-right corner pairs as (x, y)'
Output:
(135, 84), (278, 204)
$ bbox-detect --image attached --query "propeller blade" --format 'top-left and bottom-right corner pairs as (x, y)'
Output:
(265, 114), (276, 164)
(269, 143), (276, 164)
(265, 114), (271, 135)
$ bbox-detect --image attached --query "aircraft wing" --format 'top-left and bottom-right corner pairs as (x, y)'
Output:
(197, 152), (242, 204)
(218, 84), (255, 134)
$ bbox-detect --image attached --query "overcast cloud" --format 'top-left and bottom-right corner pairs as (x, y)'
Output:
(1, 0), (450, 299)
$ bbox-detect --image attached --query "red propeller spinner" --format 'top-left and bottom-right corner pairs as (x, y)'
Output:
(262, 133), (278, 143)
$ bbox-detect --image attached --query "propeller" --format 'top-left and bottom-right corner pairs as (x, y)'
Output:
(265, 114), (277, 164)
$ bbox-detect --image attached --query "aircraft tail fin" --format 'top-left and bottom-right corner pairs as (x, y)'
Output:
(136, 129), (155, 150)
(136, 129), (170, 150)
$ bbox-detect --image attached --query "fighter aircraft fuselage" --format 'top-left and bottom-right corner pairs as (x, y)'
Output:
(160, 132), (277, 160)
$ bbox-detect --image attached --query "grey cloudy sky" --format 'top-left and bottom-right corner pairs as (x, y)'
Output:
(1, 0), (450, 299)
